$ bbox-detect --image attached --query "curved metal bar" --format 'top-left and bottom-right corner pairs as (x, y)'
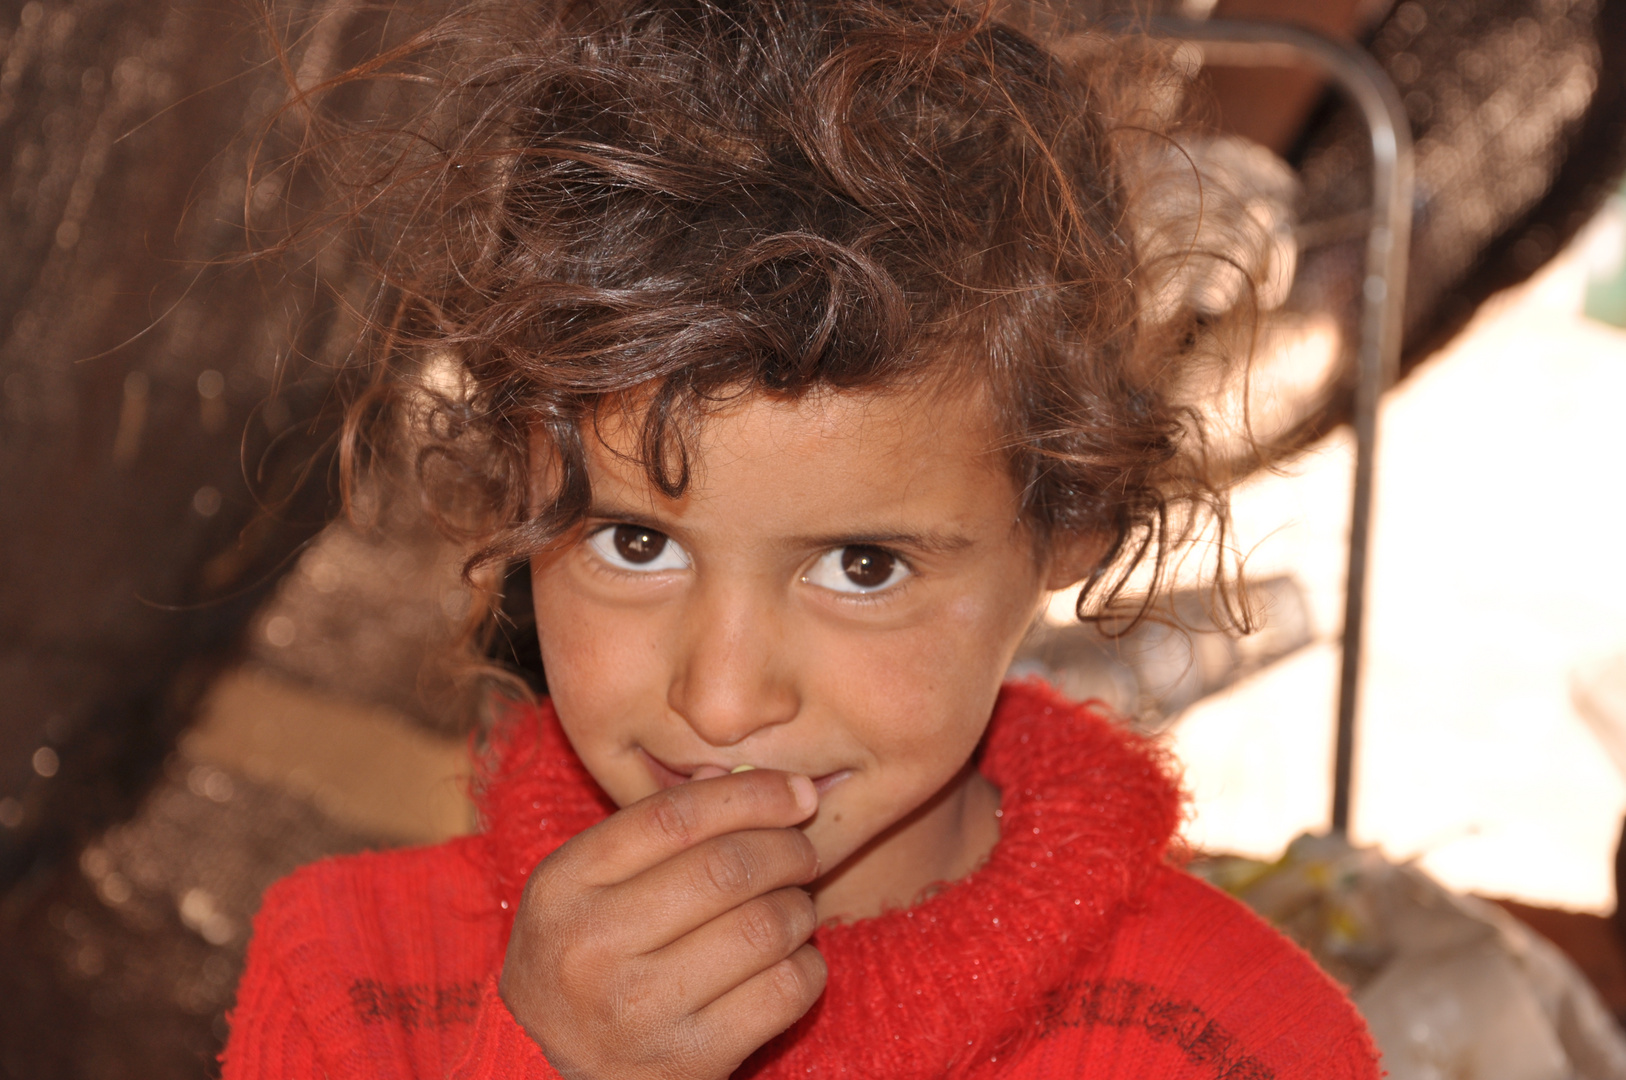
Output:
(1138, 18), (1415, 837)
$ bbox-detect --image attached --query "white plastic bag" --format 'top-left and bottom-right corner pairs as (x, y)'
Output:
(1197, 834), (1626, 1080)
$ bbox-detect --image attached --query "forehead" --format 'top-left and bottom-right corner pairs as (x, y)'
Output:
(585, 382), (1018, 529)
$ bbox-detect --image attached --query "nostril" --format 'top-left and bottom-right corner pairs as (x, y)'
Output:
(668, 608), (800, 741)
(667, 659), (801, 748)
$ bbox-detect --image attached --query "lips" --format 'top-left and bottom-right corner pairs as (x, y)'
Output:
(638, 747), (850, 794)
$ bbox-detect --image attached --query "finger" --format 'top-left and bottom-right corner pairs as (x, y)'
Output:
(558, 770), (818, 887)
(682, 943), (828, 1070)
(646, 886), (817, 1008)
(606, 827), (819, 952)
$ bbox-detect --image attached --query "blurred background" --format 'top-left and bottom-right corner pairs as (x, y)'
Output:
(2, 0), (1626, 1076)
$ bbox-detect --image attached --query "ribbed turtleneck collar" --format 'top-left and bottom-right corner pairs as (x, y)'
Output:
(477, 680), (1182, 1079)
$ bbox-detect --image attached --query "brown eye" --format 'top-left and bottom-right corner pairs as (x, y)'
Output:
(587, 524), (689, 572)
(803, 544), (909, 594)
(613, 525), (667, 564)
(840, 546), (896, 589)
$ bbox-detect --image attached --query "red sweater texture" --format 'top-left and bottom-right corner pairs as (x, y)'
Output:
(222, 681), (1380, 1079)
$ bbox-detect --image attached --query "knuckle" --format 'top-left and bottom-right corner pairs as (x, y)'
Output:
(765, 952), (820, 1013)
(518, 860), (554, 911)
(511, 874), (567, 958)
(547, 909), (619, 981)
(736, 898), (792, 956)
(578, 905), (630, 959)
(647, 788), (701, 849)
(698, 835), (757, 896)
(520, 841), (591, 918)
(549, 930), (592, 976)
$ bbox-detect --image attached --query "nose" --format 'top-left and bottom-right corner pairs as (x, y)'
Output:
(666, 581), (800, 747)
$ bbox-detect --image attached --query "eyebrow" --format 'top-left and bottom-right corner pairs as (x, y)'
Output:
(583, 505), (677, 537)
(782, 529), (976, 556)
(583, 504), (976, 556)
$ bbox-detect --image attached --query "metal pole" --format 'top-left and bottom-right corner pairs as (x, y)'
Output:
(1139, 19), (1414, 837)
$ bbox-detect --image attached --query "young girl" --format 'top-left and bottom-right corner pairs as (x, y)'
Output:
(224, 1), (1378, 1076)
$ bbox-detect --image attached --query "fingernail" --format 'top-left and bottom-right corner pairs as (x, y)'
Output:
(788, 774), (818, 815)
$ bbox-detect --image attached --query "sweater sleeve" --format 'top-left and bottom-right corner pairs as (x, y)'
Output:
(220, 947), (328, 1080)
(449, 974), (567, 1080)
(223, 925), (564, 1080)
(222, 842), (553, 1080)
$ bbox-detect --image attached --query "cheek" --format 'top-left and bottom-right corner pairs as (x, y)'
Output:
(798, 619), (1000, 864)
(529, 561), (672, 801)
(817, 584), (1036, 772)
(532, 559), (669, 686)
(896, 575), (1036, 687)
(533, 570), (612, 708)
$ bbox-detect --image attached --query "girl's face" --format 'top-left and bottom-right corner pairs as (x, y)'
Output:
(530, 383), (1087, 920)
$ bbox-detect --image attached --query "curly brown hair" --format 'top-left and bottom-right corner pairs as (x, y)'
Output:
(259, 0), (1257, 674)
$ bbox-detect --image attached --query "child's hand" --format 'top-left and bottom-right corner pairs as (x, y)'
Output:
(499, 769), (826, 1080)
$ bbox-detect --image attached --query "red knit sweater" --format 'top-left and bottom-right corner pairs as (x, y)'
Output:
(222, 681), (1379, 1079)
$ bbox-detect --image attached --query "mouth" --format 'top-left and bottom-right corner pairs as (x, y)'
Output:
(639, 747), (851, 795)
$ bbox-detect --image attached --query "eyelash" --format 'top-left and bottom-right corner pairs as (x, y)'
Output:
(584, 523), (691, 574)
(801, 545), (913, 597)
(583, 524), (915, 600)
